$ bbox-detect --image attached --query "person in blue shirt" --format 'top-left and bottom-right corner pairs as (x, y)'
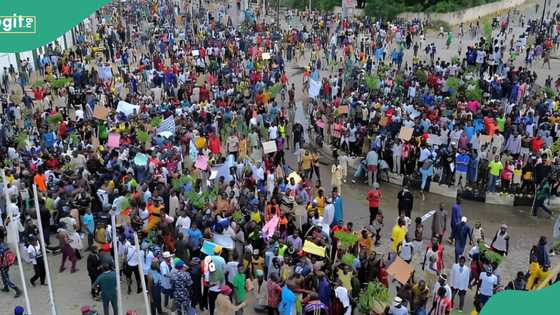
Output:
(83, 209), (95, 251)
(449, 197), (463, 244)
(187, 222), (203, 254)
(332, 187), (344, 225)
(454, 150), (470, 187)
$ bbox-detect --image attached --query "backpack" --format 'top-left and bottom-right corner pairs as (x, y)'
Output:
(0, 249), (16, 268)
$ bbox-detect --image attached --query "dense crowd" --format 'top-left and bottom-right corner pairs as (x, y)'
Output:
(1, 1), (560, 315)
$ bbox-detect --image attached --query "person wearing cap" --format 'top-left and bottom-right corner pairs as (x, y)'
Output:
(146, 261), (165, 315)
(216, 285), (246, 314)
(450, 256), (470, 312)
(159, 251), (174, 309)
(490, 224), (509, 256)
(170, 259), (194, 315)
(388, 296), (408, 315)
(453, 216), (473, 263)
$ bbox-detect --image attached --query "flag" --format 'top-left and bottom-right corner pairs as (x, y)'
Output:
(156, 115), (176, 135)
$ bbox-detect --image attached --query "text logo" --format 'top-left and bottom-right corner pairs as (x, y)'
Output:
(0, 15), (37, 34)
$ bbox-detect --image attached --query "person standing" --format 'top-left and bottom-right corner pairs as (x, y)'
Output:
(232, 264), (247, 315)
(487, 156), (503, 193)
(146, 262), (165, 315)
(366, 148), (379, 186)
(124, 238), (142, 294)
(367, 183), (382, 225)
(57, 228), (78, 273)
(160, 251), (174, 309)
(171, 260), (194, 315)
(27, 236), (46, 286)
(397, 185), (414, 218)
(94, 264), (118, 315)
(87, 247), (102, 298)
(450, 256), (470, 312)
(216, 285), (246, 314)
(431, 204), (447, 241)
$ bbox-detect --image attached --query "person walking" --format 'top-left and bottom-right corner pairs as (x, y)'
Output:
(57, 228), (78, 273)
(450, 256), (470, 312)
(367, 183), (382, 225)
(366, 148), (379, 186)
(453, 217), (473, 263)
(27, 236), (46, 286)
(533, 181), (552, 217)
(448, 197), (463, 244)
(431, 204), (447, 241)
(397, 185), (414, 218)
(490, 224), (510, 256)
(0, 238), (21, 298)
(94, 264), (118, 315)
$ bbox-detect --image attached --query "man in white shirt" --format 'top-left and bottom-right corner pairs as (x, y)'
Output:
(322, 198), (335, 226)
(124, 240), (141, 294)
(450, 256), (470, 311)
(175, 211), (191, 235)
(477, 266), (498, 306)
(334, 280), (351, 315)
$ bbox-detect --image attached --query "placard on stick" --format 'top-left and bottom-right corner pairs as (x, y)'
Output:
(386, 256), (414, 284)
(262, 141), (277, 154)
(480, 135), (492, 146)
(93, 105), (110, 120)
(427, 134), (443, 145)
(398, 127), (414, 141)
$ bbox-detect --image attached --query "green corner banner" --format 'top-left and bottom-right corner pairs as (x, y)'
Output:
(0, 0), (110, 53)
(480, 282), (560, 314)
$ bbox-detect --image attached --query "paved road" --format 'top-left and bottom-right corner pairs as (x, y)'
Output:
(1, 1), (560, 315)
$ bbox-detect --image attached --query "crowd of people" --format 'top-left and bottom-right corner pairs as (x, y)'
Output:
(0, 0), (560, 315)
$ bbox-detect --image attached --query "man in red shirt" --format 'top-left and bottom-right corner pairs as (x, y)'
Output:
(367, 183), (382, 225)
(429, 287), (452, 315)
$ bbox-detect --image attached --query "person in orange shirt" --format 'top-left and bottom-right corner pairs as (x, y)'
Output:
(33, 171), (47, 193)
(144, 197), (163, 233)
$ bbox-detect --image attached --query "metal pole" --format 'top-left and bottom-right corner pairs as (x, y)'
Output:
(2, 169), (32, 314)
(32, 185), (57, 315)
(133, 232), (151, 315)
(111, 215), (124, 315)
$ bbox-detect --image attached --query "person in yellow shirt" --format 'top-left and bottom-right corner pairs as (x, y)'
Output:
(391, 218), (407, 253)
(314, 189), (327, 216)
(526, 255), (542, 290)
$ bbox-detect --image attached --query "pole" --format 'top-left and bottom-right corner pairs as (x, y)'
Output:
(2, 170), (32, 314)
(32, 185), (57, 315)
(111, 215), (124, 315)
(134, 232), (151, 315)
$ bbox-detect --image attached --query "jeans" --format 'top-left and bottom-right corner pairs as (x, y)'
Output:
(1, 267), (16, 290)
(488, 174), (498, 192)
(102, 295), (118, 315)
(414, 306), (427, 315)
(150, 285), (163, 314)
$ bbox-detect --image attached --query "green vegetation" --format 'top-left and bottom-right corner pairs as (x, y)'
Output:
(358, 281), (390, 314)
(283, 0), (499, 19)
